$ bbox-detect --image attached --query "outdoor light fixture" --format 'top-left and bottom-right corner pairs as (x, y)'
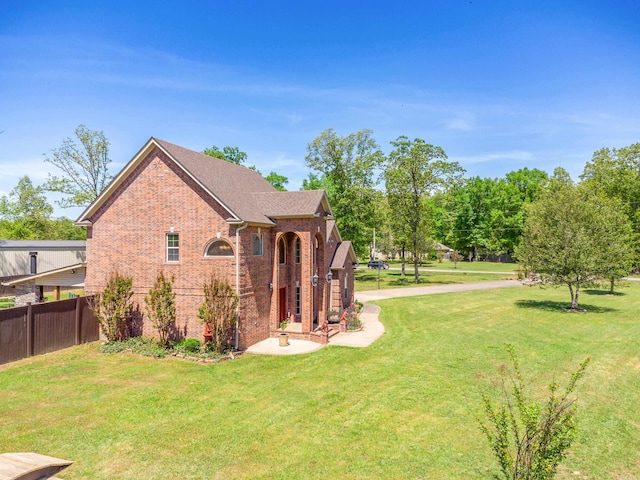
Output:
(269, 282), (273, 291)
(325, 271), (333, 283)
(311, 273), (319, 287)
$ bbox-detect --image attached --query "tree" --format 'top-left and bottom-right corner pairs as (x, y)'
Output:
(0, 176), (54, 239)
(44, 124), (113, 207)
(384, 136), (463, 283)
(90, 271), (134, 342)
(300, 172), (327, 191)
(203, 145), (289, 191)
(479, 345), (590, 480)
(264, 171), (288, 191)
(306, 128), (385, 257)
(202, 145), (248, 165)
(580, 143), (640, 269)
(198, 275), (238, 353)
(145, 271), (176, 347)
(519, 177), (634, 310)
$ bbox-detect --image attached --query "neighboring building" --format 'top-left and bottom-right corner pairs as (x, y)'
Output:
(75, 138), (356, 349)
(2, 263), (86, 306)
(0, 240), (86, 279)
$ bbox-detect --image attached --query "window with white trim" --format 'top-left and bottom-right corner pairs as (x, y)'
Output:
(253, 234), (264, 256)
(167, 233), (179, 262)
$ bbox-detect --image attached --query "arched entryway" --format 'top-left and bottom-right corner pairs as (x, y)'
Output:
(275, 232), (302, 329)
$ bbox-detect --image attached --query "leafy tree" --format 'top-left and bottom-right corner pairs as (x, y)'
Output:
(479, 345), (590, 480)
(198, 275), (238, 353)
(48, 217), (87, 240)
(90, 271), (134, 342)
(203, 145), (288, 191)
(202, 145), (248, 165)
(505, 167), (549, 203)
(264, 171), (288, 191)
(519, 176), (633, 310)
(580, 143), (640, 269)
(0, 176), (54, 239)
(145, 271), (176, 347)
(384, 136), (463, 283)
(306, 128), (385, 257)
(300, 172), (327, 191)
(44, 124), (114, 207)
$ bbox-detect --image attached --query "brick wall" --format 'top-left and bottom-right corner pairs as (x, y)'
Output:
(85, 146), (351, 349)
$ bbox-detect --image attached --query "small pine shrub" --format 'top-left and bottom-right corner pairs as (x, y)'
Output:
(90, 271), (134, 342)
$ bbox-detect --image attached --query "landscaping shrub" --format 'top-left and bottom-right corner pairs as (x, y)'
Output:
(175, 338), (201, 354)
(144, 271), (176, 347)
(198, 275), (238, 354)
(478, 344), (590, 479)
(90, 271), (134, 342)
(346, 306), (362, 330)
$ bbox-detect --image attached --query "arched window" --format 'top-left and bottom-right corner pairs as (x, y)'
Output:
(205, 239), (234, 257)
(278, 238), (286, 264)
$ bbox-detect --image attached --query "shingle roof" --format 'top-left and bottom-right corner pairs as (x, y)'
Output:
(252, 190), (326, 217)
(155, 139), (278, 225)
(330, 241), (356, 270)
(77, 138), (333, 227)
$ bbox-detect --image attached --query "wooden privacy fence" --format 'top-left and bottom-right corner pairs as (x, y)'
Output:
(0, 296), (99, 365)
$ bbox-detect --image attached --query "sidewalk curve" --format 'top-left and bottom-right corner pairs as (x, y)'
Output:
(246, 280), (523, 355)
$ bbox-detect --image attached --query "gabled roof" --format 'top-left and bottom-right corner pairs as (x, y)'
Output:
(253, 190), (332, 218)
(0, 240), (86, 249)
(330, 241), (357, 270)
(76, 138), (342, 228)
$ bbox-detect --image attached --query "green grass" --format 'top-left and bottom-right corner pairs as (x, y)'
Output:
(1, 285), (639, 479)
(386, 259), (520, 272)
(0, 297), (15, 309)
(355, 267), (515, 291)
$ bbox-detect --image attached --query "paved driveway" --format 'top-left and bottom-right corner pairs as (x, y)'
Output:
(356, 279), (522, 302)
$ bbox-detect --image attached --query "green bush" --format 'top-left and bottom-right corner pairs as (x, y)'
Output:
(175, 338), (201, 354)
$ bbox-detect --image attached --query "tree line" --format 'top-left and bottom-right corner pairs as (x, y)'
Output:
(3, 125), (638, 306)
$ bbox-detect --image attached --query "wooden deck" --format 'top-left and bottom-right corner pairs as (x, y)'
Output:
(0, 453), (72, 480)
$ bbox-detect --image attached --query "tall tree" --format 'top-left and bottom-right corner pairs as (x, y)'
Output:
(384, 136), (463, 283)
(0, 176), (53, 239)
(306, 128), (385, 256)
(44, 124), (113, 207)
(519, 177), (634, 310)
(580, 143), (640, 269)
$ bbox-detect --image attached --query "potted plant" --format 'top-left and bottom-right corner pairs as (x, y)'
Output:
(278, 320), (289, 347)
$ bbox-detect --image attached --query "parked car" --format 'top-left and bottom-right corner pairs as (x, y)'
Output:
(367, 260), (389, 269)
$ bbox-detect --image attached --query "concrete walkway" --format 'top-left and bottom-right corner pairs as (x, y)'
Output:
(245, 280), (522, 355)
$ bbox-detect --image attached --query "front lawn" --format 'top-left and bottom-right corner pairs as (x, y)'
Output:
(0, 284), (638, 479)
(354, 267), (515, 291)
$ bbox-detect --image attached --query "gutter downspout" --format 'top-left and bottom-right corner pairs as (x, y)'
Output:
(234, 223), (248, 350)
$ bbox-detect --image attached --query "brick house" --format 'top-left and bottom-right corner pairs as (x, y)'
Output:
(75, 138), (356, 349)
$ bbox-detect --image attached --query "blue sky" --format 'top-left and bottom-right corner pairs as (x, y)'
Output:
(1, 1), (639, 219)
